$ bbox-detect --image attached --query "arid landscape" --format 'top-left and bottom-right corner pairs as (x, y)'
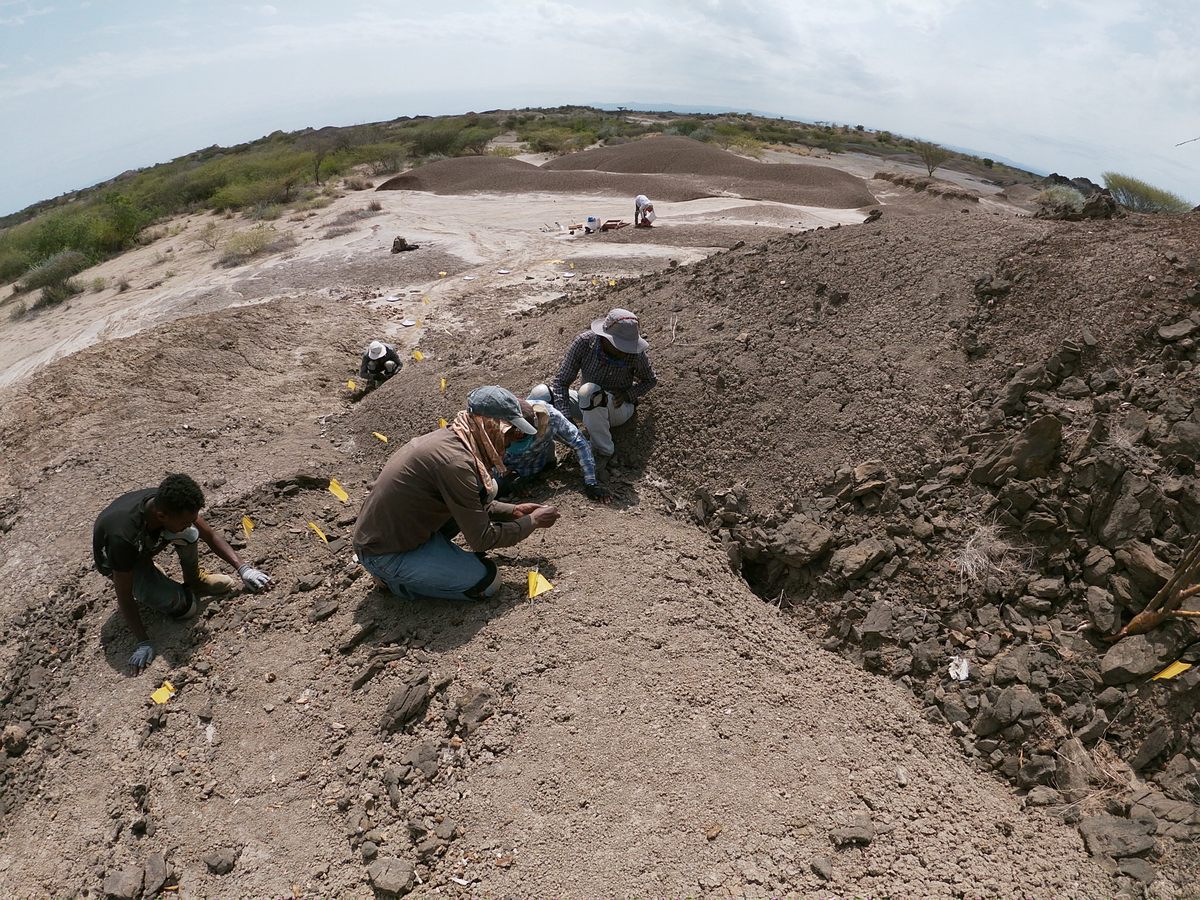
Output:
(1, 120), (1198, 899)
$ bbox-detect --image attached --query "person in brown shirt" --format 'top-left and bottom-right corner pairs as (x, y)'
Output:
(353, 386), (561, 600)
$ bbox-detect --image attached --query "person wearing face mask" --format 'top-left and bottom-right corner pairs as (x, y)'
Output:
(93, 473), (273, 675)
(353, 386), (562, 601)
(499, 388), (611, 502)
(550, 308), (657, 459)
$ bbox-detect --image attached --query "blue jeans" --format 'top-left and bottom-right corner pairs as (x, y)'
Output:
(357, 531), (496, 601)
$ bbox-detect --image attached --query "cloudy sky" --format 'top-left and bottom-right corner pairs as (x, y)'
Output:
(1, 0), (1197, 215)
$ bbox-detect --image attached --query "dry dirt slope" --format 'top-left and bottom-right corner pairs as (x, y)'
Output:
(0, 254), (1116, 892)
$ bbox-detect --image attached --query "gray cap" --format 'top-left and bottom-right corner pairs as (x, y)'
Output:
(591, 307), (648, 354)
(466, 386), (537, 434)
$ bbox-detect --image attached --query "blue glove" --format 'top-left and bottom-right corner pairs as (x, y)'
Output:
(129, 641), (155, 675)
(238, 565), (272, 592)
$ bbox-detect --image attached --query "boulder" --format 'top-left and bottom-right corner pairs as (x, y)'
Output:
(368, 857), (416, 896)
(1100, 629), (1188, 684)
(829, 538), (892, 580)
(1158, 320), (1196, 342)
(971, 416), (1062, 486)
(1078, 815), (1155, 858)
(773, 514), (833, 566)
(1160, 420), (1200, 458)
(102, 867), (143, 900)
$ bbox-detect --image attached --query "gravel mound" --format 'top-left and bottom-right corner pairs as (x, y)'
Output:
(544, 134), (771, 176)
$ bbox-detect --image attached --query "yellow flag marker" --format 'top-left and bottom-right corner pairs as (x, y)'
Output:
(308, 522), (328, 543)
(438, 417), (448, 429)
(569, 262), (575, 269)
(438, 271), (447, 277)
(1153, 660), (1193, 681)
(528, 570), (554, 599)
(422, 296), (430, 305)
(608, 279), (617, 287)
(591, 279), (598, 286)
(241, 516), (254, 540)
(440, 377), (447, 393)
(150, 680), (177, 705)
(372, 431), (389, 443)
(347, 379), (357, 390)
(328, 478), (349, 503)
(412, 350), (424, 362)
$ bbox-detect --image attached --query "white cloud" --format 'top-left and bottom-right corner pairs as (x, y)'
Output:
(0, 0), (52, 26)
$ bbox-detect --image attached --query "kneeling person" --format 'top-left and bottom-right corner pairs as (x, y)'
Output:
(503, 387), (611, 502)
(361, 340), (402, 390)
(353, 386), (561, 600)
(93, 473), (273, 675)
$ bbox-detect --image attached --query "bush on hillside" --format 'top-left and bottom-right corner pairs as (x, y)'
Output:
(1034, 185), (1085, 212)
(16, 250), (90, 293)
(1102, 172), (1191, 213)
(218, 225), (295, 266)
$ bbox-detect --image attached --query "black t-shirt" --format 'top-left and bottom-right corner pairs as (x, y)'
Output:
(360, 346), (402, 379)
(92, 488), (167, 575)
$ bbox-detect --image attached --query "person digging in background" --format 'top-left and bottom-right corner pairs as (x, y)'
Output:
(500, 388), (611, 502)
(634, 194), (655, 227)
(92, 473), (273, 675)
(353, 386), (561, 601)
(551, 307), (657, 460)
(360, 340), (403, 390)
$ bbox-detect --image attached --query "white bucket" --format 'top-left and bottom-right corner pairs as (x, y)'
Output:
(584, 216), (600, 233)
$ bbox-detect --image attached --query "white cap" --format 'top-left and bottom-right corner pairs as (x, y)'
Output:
(368, 341), (387, 360)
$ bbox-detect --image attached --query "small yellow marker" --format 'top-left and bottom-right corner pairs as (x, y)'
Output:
(569, 262), (575, 269)
(308, 522), (328, 543)
(591, 279), (598, 286)
(150, 680), (177, 705)
(528, 570), (554, 599)
(1153, 660), (1193, 681)
(438, 417), (448, 428)
(422, 296), (430, 305)
(412, 350), (424, 362)
(347, 379), (357, 390)
(241, 516), (254, 540)
(372, 431), (389, 443)
(438, 271), (447, 277)
(328, 478), (349, 503)
(608, 279), (617, 287)
(440, 377), (447, 393)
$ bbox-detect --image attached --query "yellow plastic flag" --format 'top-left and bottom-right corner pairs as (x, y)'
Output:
(569, 262), (575, 269)
(438, 271), (447, 277)
(412, 350), (424, 362)
(422, 296), (430, 305)
(438, 417), (448, 429)
(372, 431), (389, 443)
(241, 516), (254, 540)
(440, 377), (447, 393)
(1153, 660), (1193, 681)
(591, 279), (598, 286)
(347, 379), (357, 390)
(308, 522), (328, 543)
(150, 680), (177, 705)
(328, 479), (349, 503)
(608, 279), (617, 287)
(528, 570), (554, 599)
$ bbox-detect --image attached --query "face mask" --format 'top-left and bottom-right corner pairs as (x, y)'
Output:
(508, 435), (535, 455)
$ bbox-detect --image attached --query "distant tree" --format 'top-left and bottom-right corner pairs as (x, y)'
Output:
(855, 124), (865, 131)
(877, 130), (894, 145)
(982, 158), (994, 168)
(1102, 171), (1191, 213)
(915, 141), (952, 176)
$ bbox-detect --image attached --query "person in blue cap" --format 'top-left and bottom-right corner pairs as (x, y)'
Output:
(353, 386), (561, 600)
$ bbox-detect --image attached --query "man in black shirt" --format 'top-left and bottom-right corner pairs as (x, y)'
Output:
(360, 340), (402, 390)
(93, 473), (273, 675)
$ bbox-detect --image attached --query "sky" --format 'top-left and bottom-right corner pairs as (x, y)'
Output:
(1, 0), (1198, 216)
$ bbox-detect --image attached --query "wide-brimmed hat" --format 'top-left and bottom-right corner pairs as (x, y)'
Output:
(591, 308), (648, 354)
(466, 386), (537, 435)
(367, 341), (387, 360)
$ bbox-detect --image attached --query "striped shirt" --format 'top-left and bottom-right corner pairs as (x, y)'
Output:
(551, 332), (657, 418)
(504, 404), (598, 485)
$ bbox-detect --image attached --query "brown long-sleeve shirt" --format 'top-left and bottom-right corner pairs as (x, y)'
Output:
(353, 429), (534, 557)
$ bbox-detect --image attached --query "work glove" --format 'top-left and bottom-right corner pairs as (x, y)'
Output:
(129, 641), (155, 675)
(584, 483), (612, 502)
(238, 565), (272, 592)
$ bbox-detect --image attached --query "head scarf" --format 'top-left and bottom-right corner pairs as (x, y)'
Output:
(450, 410), (508, 497)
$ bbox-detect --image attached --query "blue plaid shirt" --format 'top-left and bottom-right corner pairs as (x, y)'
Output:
(504, 404), (598, 485)
(551, 332), (657, 418)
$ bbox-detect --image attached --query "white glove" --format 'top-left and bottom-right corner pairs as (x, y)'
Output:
(384, 360), (397, 374)
(238, 565), (272, 592)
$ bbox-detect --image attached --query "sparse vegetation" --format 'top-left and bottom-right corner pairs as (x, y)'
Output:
(90, 276), (107, 292)
(367, 199), (383, 212)
(1034, 185), (1085, 213)
(915, 141), (953, 177)
(953, 521), (1026, 591)
(196, 221), (221, 250)
(219, 225), (296, 266)
(1102, 171), (1191, 214)
(15, 249), (89, 293)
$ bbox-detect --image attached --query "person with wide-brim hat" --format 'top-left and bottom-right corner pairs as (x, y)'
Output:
(353, 386), (561, 601)
(549, 308), (657, 458)
(359, 340), (403, 390)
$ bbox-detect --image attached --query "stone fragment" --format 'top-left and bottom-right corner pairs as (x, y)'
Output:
(308, 599), (339, 623)
(1117, 857), (1157, 884)
(830, 811), (874, 847)
(1085, 586), (1121, 635)
(1129, 725), (1174, 771)
(1101, 630), (1187, 684)
(1076, 710), (1109, 746)
(810, 856), (833, 881)
(772, 514), (833, 566)
(380, 670), (431, 733)
(1115, 541), (1172, 596)
(1158, 320), (1196, 342)
(203, 847), (239, 875)
(102, 866), (143, 900)
(971, 416), (1062, 486)
(402, 739), (440, 780)
(367, 857), (416, 896)
(1160, 421), (1200, 458)
(1025, 785), (1062, 806)
(143, 851), (169, 896)
(1078, 815), (1155, 858)
(1056, 738), (1099, 803)
(455, 685), (495, 734)
(829, 538), (892, 580)
(2, 725), (28, 757)
(973, 685), (1043, 736)
(859, 600), (893, 638)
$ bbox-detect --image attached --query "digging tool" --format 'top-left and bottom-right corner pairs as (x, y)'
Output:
(1106, 534), (1200, 641)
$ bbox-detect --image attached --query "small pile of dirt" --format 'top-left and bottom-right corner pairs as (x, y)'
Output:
(874, 170), (980, 202)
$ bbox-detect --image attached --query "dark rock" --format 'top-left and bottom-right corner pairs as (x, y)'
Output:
(1018, 754), (1058, 787)
(1001, 364), (1047, 411)
(830, 538), (892, 580)
(830, 811), (874, 847)
(1101, 630), (1187, 684)
(1098, 472), (1162, 548)
(337, 621), (378, 653)
(859, 600), (893, 638)
(1025, 785), (1062, 806)
(994, 650), (1030, 685)
(1078, 815), (1155, 858)
(1117, 857), (1157, 884)
(1082, 546), (1116, 585)
(362, 840), (379, 861)
(1080, 190), (1118, 219)
(456, 685), (495, 734)
(973, 685), (1043, 736)
(203, 847), (239, 875)
(102, 867), (143, 900)
(810, 856), (833, 880)
(1129, 725), (1174, 771)
(1158, 320), (1196, 342)
(143, 852), (168, 897)
(1085, 586), (1120, 634)
(1115, 541), (1172, 596)
(971, 416), (1062, 486)
(1160, 420), (1200, 458)
(2, 725), (28, 757)
(1057, 738), (1099, 803)
(296, 573), (325, 592)
(380, 670), (431, 733)
(1058, 377), (1091, 399)
(367, 857), (416, 896)
(308, 599), (339, 623)
(772, 514), (833, 566)
(402, 739), (440, 780)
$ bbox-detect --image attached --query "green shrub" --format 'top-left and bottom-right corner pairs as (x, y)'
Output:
(487, 145), (520, 158)
(219, 225), (295, 266)
(982, 158), (994, 168)
(0, 247), (33, 284)
(1034, 185), (1085, 211)
(90, 276), (107, 292)
(16, 250), (90, 292)
(37, 277), (82, 308)
(1102, 172), (1191, 213)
